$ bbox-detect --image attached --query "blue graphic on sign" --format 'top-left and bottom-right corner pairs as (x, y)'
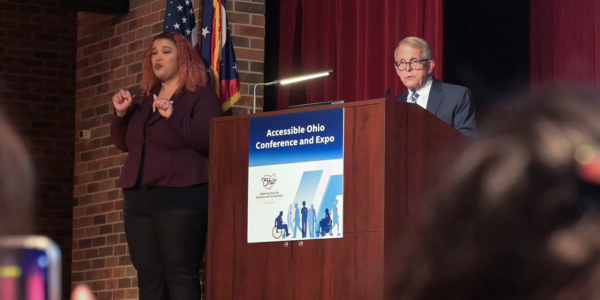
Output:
(293, 170), (322, 238)
(270, 172), (343, 240)
(273, 211), (290, 238)
(314, 175), (343, 237)
(249, 108), (344, 167)
(292, 170), (323, 206)
(248, 108), (344, 243)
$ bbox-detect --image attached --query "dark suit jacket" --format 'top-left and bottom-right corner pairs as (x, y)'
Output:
(110, 84), (223, 188)
(396, 77), (477, 138)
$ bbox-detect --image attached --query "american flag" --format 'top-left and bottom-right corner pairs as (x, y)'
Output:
(200, 0), (241, 112)
(163, 0), (199, 54)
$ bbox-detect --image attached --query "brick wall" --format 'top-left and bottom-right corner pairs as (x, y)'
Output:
(73, 0), (265, 299)
(0, 0), (76, 298)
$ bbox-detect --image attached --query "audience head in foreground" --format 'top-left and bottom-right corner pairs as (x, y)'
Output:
(398, 89), (600, 300)
(0, 84), (34, 236)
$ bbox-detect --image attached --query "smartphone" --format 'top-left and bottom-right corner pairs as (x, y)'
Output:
(0, 236), (61, 300)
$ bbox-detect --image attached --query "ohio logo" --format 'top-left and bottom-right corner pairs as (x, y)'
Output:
(261, 174), (277, 190)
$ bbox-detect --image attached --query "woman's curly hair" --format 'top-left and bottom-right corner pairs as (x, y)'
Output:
(140, 32), (208, 95)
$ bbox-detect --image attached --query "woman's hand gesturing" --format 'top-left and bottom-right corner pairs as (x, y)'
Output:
(153, 95), (173, 119)
(112, 90), (132, 117)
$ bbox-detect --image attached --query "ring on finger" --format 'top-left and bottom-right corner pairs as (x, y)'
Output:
(162, 100), (166, 104)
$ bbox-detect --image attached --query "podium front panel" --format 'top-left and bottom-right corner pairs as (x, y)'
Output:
(208, 99), (465, 300)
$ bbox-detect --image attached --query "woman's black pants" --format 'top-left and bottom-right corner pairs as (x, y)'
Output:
(123, 183), (208, 300)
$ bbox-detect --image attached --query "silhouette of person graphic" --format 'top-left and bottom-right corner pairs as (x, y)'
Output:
(293, 203), (302, 238)
(308, 204), (316, 237)
(275, 211), (290, 238)
(318, 208), (331, 237)
(332, 198), (341, 236)
(301, 201), (308, 238)
(287, 204), (293, 233)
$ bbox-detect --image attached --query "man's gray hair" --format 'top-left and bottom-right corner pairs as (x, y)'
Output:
(394, 36), (432, 61)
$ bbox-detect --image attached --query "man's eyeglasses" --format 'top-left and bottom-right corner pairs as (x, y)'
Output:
(394, 59), (429, 71)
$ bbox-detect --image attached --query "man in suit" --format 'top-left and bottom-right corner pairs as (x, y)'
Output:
(394, 37), (477, 138)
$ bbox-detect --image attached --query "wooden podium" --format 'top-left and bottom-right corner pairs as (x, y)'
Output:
(207, 99), (467, 300)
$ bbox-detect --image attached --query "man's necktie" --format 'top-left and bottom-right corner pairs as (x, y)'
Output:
(410, 92), (419, 104)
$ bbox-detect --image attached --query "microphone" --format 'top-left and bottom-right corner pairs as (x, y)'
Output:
(384, 88), (391, 99)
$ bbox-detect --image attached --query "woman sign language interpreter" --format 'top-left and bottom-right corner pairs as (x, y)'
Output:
(110, 32), (223, 300)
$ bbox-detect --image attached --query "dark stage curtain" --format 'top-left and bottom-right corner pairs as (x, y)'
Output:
(531, 0), (600, 86)
(277, 0), (444, 109)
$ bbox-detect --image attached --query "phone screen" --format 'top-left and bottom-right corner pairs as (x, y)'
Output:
(0, 236), (61, 300)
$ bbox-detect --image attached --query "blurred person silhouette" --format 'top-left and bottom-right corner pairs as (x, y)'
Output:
(397, 89), (600, 300)
(70, 285), (94, 300)
(0, 80), (94, 300)
(0, 91), (34, 236)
